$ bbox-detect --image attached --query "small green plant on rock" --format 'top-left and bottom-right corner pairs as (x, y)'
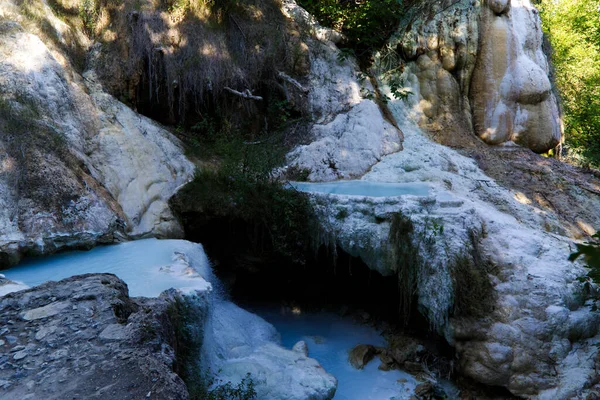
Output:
(569, 232), (600, 283)
(203, 373), (257, 400)
(285, 165), (311, 182)
(79, 0), (97, 36)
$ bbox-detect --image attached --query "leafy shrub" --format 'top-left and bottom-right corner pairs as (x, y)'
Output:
(299, 0), (403, 64)
(538, 0), (600, 167)
(174, 124), (316, 266)
(79, 0), (98, 36)
(204, 374), (257, 400)
(569, 232), (600, 283)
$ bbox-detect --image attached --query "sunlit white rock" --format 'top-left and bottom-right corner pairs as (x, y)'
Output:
(282, 0), (402, 181)
(0, 17), (194, 264)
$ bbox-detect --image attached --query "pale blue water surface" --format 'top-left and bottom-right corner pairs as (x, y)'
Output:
(2, 239), (211, 297)
(255, 308), (418, 399)
(289, 181), (430, 197)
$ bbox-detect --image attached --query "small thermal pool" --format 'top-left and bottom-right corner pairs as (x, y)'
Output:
(1, 239), (212, 297)
(254, 307), (418, 400)
(289, 181), (430, 197)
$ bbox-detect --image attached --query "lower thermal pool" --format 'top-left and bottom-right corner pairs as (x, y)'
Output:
(289, 181), (430, 197)
(254, 307), (419, 400)
(2, 241), (443, 399)
(1, 239), (212, 297)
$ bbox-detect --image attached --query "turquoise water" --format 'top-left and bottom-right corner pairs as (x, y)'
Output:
(3, 240), (428, 399)
(1, 239), (212, 297)
(289, 181), (430, 197)
(255, 308), (418, 400)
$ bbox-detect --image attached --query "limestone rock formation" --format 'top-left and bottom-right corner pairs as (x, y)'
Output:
(377, 0), (562, 153)
(306, 108), (600, 397)
(286, 4), (594, 394)
(0, 3), (194, 265)
(0, 274), (190, 400)
(470, 0), (562, 152)
(282, 0), (403, 181)
(282, 6), (597, 394)
(378, 0), (481, 148)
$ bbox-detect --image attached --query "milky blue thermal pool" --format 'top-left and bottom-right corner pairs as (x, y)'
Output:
(2, 239), (425, 399)
(254, 307), (418, 400)
(289, 181), (430, 197)
(1, 239), (212, 297)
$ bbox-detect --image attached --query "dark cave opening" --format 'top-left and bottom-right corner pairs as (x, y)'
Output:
(179, 211), (454, 356)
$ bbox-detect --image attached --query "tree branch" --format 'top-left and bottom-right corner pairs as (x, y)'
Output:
(278, 71), (309, 94)
(223, 87), (263, 100)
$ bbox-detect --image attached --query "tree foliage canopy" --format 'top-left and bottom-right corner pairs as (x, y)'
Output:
(538, 0), (600, 166)
(299, 0), (403, 64)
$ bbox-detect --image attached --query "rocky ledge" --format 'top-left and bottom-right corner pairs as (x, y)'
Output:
(0, 274), (191, 400)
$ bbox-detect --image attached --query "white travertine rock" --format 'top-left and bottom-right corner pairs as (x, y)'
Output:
(0, 20), (119, 264)
(83, 65), (195, 238)
(0, 13), (194, 263)
(377, 0), (561, 153)
(282, 0), (402, 181)
(471, 0), (562, 152)
(305, 91), (599, 398)
(287, 101), (401, 181)
(202, 301), (337, 400)
(375, 0), (481, 143)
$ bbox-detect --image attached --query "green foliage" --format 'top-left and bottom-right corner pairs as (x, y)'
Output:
(538, 0), (600, 166)
(203, 374), (257, 400)
(383, 72), (412, 102)
(372, 43), (413, 102)
(79, 0), (98, 36)
(267, 99), (297, 132)
(285, 165), (311, 182)
(178, 122), (315, 265)
(569, 232), (600, 283)
(299, 0), (403, 64)
(164, 0), (240, 15)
